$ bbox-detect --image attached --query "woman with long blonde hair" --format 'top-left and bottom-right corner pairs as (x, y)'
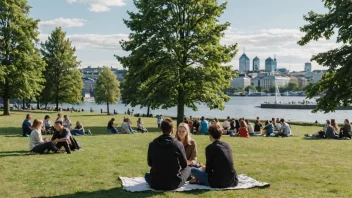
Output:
(176, 123), (197, 166)
(30, 119), (61, 154)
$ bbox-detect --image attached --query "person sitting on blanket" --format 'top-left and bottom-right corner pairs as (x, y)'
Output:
(30, 119), (62, 154)
(339, 119), (352, 139)
(325, 120), (339, 139)
(190, 125), (239, 188)
(107, 118), (119, 133)
(176, 123), (197, 166)
(136, 118), (148, 133)
(145, 118), (191, 190)
(22, 114), (32, 137)
(278, 119), (291, 137)
(71, 121), (85, 136)
(263, 120), (274, 137)
(237, 120), (250, 138)
(52, 121), (71, 154)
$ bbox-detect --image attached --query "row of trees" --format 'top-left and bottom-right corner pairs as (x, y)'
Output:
(0, 0), (83, 115)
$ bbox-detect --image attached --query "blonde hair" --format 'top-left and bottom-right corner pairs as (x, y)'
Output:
(32, 119), (43, 129)
(176, 123), (192, 145)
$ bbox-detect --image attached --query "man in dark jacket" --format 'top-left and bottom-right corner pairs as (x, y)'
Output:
(145, 118), (191, 190)
(190, 125), (238, 188)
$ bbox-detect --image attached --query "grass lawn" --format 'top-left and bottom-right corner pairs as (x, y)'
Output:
(1, 111), (352, 198)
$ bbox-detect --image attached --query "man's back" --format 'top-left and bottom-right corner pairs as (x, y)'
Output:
(200, 121), (208, 134)
(282, 123), (291, 135)
(147, 134), (187, 190)
(206, 141), (238, 188)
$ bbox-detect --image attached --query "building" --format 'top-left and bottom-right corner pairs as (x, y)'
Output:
(297, 77), (308, 88)
(252, 73), (290, 89)
(239, 53), (250, 73)
(252, 56), (260, 71)
(277, 68), (288, 73)
(230, 74), (251, 88)
(265, 57), (275, 72)
(305, 62), (312, 72)
(289, 75), (298, 84)
(274, 55), (277, 71)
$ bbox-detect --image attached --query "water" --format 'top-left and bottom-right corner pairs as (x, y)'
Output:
(62, 96), (350, 123)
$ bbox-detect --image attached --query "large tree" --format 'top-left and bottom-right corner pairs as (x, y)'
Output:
(0, 0), (45, 115)
(117, 0), (236, 125)
(298, 0), (352, 113)
(94, 67), (121, 114)
(41, 27), (83, 111)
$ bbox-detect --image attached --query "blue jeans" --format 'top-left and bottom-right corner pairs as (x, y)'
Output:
(108, 128), (119, 134)
(191, 167), (209, 186)
(71, 129), (85, 136)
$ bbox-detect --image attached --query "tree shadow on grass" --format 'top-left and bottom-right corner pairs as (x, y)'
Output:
(0, 150), (35, 158)
(0, 127), (22, 136)
(84, 127), (161, 136)
(43, 187), (209, 198)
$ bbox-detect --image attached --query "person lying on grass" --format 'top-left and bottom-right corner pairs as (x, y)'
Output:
(190, 125), (239, 188)
(145, 118), (191, 190)
(176, 123), (197, 166)
(52, 121), (72, 154)
(30, 119), (62, 154)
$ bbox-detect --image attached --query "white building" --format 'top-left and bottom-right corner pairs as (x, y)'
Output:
(252, 74), (290, 89)
(230, 74), (251, 88)
(239, 53), (250, 73)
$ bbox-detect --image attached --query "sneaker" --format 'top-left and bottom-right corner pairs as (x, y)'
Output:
(54, 150), (64, 154)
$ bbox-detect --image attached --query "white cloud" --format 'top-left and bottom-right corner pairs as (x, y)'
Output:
(67, 0), (126, 12)
(223, 28), (340, 71)
(39, 18), (87, 28)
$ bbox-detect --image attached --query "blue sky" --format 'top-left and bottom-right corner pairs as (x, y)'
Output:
(28, 0), (336, 71)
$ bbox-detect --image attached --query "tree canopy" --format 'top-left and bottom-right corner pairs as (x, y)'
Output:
(298, 0), (352, 113)
(94, 67), (121, 114)
(117, 0), (236, 124)
(0, 0), (45, 115)
(41, 27), (83, 111)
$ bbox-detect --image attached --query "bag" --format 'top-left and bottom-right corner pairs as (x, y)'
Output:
(69, 136), (81, 150)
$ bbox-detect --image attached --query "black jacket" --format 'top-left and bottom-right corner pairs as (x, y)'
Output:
(206, 140), (238, 188)
(147, 134), (188, 190)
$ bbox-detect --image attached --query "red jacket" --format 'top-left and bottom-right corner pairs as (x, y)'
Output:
(238, 127), (250, 138)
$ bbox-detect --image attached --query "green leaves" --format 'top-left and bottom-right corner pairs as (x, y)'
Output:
(94, 67), (121, 114)
(0, 0), (45, 115)
(298, 0), (352, 113)
(40, 27), (83, 109)
(117, 0), (236, 123)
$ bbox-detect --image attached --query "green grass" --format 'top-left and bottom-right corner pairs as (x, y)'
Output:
(1, 111), (352, 197)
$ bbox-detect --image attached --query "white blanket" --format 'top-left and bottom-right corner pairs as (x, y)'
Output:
(119, 174), (269, 192)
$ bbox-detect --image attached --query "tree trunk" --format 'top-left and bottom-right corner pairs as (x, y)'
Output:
(56, 96), (59, 112)
(177, 90), (185, 126)
(3, 97), (10, 115)
(36, 99), (40, 109)
(22, 99), (25, 110)
(147, 106), (150, 117)
(107, 102), (110, 115)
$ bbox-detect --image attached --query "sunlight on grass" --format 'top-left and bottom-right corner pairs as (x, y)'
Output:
(0, 111), (352, 197)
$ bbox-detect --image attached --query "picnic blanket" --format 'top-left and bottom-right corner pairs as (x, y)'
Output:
(119, 174), (270, 192)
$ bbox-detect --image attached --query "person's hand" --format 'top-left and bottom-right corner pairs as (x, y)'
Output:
(187, 160), (192, 166)
(52, 139), (58, 144)
(201, 165), (206, 171)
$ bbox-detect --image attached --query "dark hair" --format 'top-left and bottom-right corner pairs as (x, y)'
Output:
(265, 120), (269, 125)
(111, 118), (115, 121)
(208, 125), (222, 139)
(161, 118), (173, 134)
(326, 120), (331, 125)
(26, 114), (31, 119)
(272, 118), (275, 121)
(280, 118), (285, 123)
(44, 115), (50, 119)
(214, 118), (218, 122)
(201, 116), (205, 121)
(55, 120), (63, 126)
(245, 119), (249, 124)
(227, 116), (230, 119)
(345, 119), (350, 124)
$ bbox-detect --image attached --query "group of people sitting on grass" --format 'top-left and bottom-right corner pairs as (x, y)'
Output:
(28, 117), (81, 154)
(107, 117), (148, 134)
(182, 116), (291, 138)
(145, 118), (238, 190)
(305, 119), (352, 140)
(22, 113), (91, 137)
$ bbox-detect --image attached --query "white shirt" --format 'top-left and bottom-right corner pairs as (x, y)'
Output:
(222, 121), (230, 129)
(248, 124), (254, 134)
(63, 120), (72, 129)
(30, 129), (44, 150)
(275, 123), (282, 131)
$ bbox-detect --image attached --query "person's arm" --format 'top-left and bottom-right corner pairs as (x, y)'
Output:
(177, 143), (188, 169)
(188, 141), (197, 164)
(33, 130), (44, 144)
(122, 123), (131, 133)
(53, 130), (69, 143)
(205, 146), (213, 173)
(147, 143), (152, 167)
